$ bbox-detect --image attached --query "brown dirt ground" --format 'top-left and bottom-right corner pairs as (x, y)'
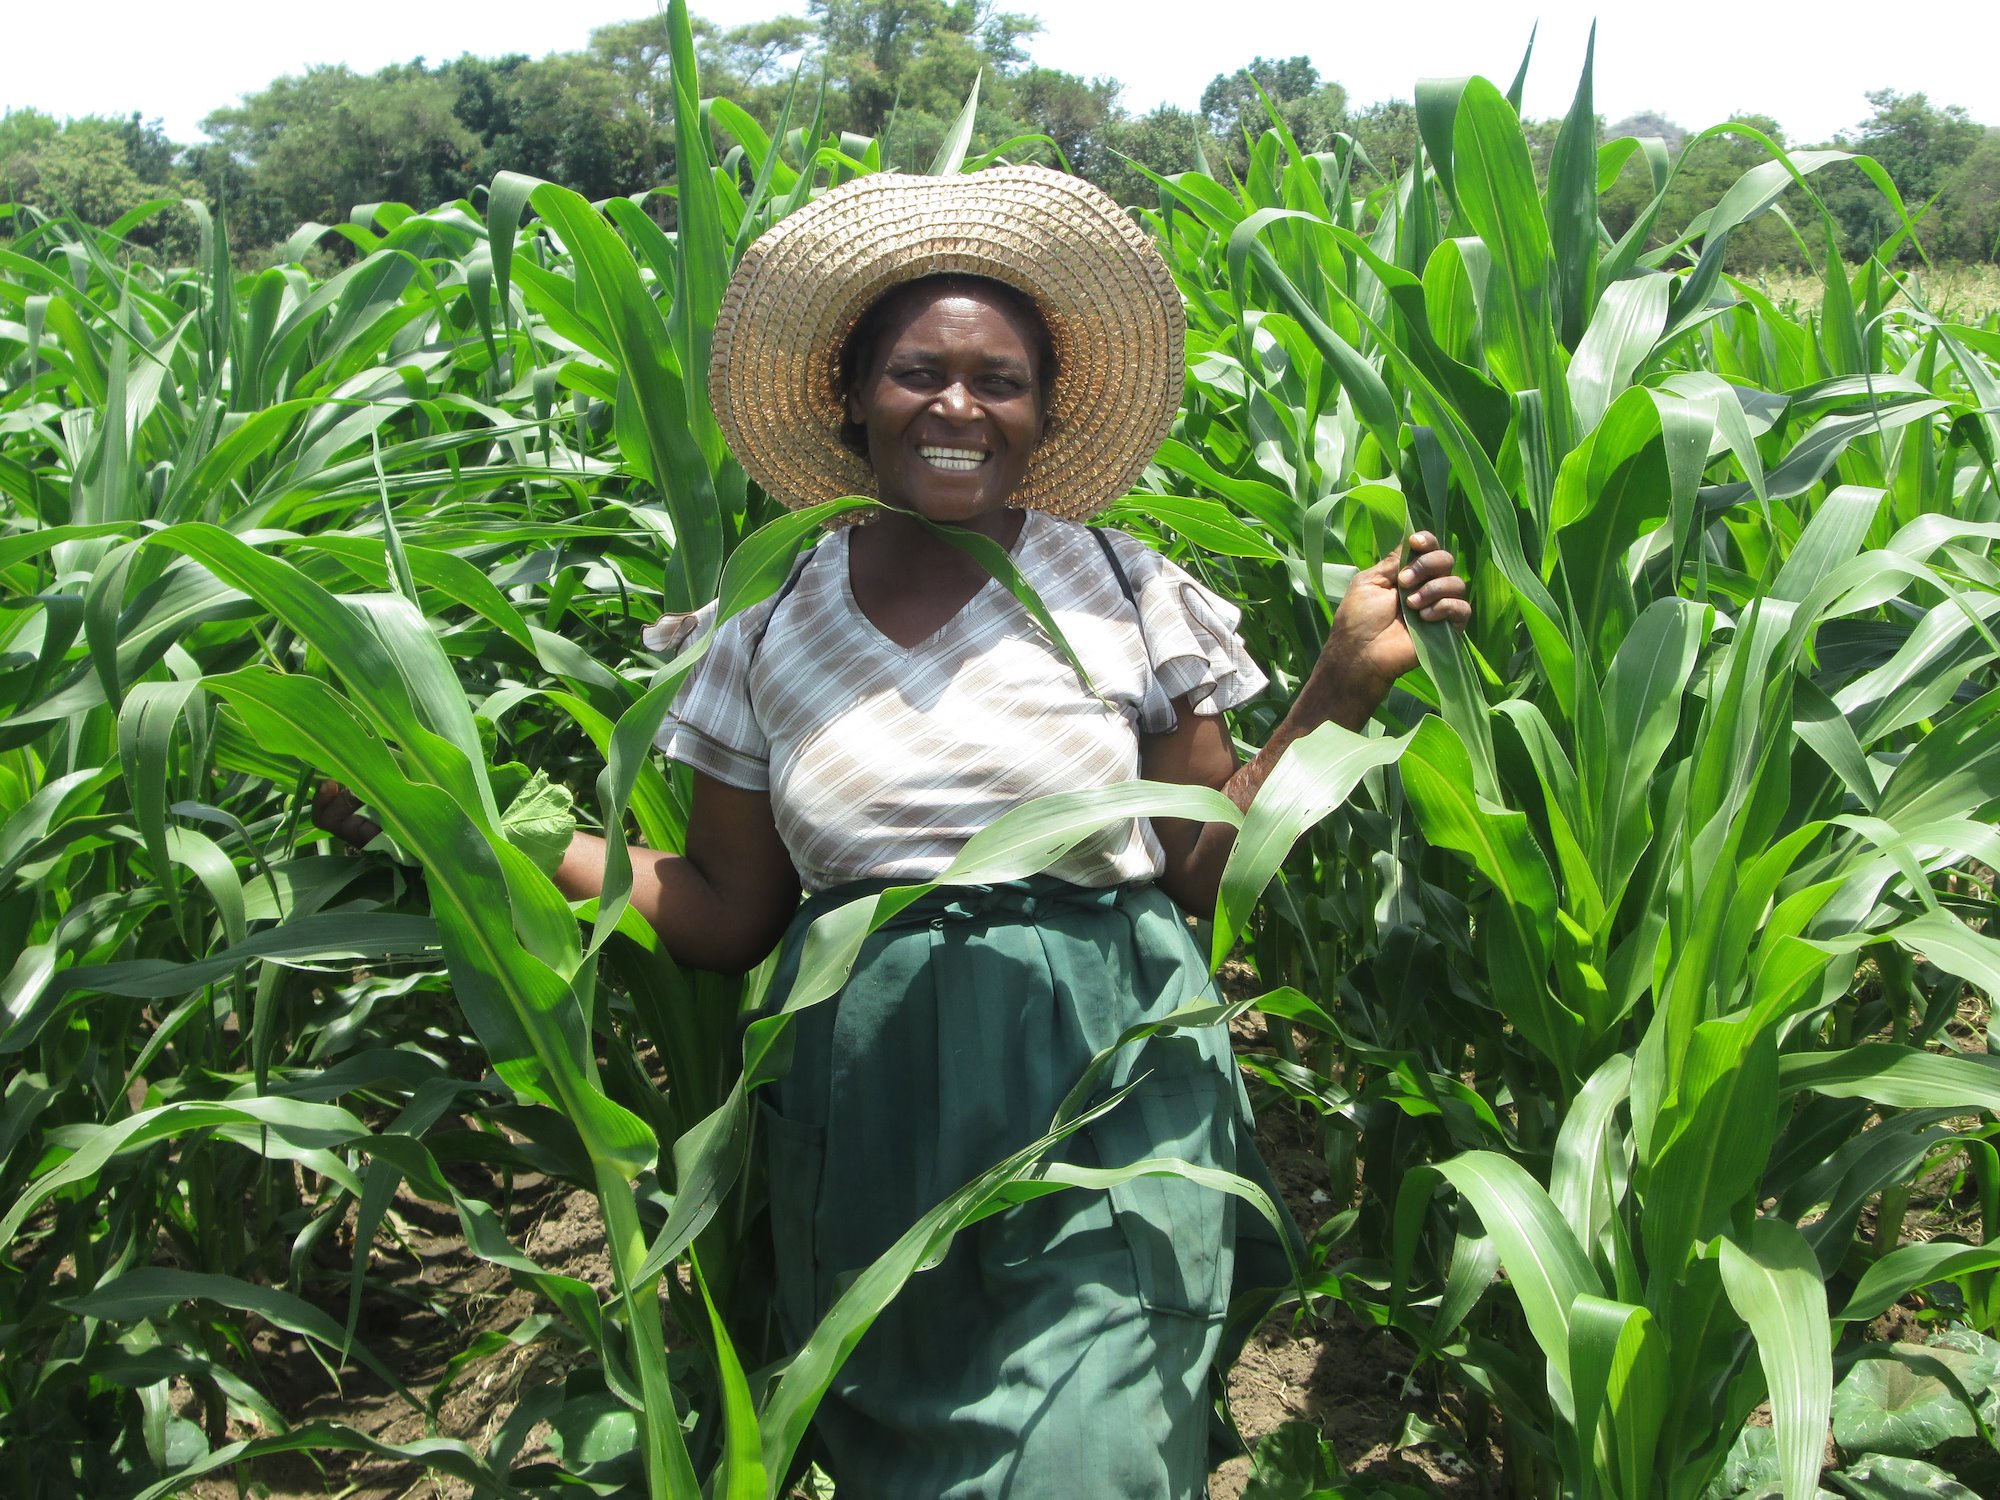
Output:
(184, 1173), (619, 1500)
(179, 1011), (1493, 1499)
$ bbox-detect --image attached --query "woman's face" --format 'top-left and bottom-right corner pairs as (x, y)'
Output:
(844, 283), (1048, 527)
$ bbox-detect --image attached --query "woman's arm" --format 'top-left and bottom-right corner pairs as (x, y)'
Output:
(313, 771), (801, 972)
(1143, 532), (1469, 917)
(555, 774), (801, 970)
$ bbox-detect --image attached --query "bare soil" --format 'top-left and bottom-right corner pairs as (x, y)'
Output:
(185, 1175), (618, 1500)
(182, 1040), (1492, 1499)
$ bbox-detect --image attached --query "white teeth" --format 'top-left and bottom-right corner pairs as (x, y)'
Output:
(919, 445), (988, 472)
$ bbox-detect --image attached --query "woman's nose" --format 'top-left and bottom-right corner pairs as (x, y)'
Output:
(930, 380), (975, 418)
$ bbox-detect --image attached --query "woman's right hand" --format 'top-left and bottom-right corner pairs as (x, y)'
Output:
(311, 779), (381, 851)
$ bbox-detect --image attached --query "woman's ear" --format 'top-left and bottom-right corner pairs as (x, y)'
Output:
(845, 389), (865, 427)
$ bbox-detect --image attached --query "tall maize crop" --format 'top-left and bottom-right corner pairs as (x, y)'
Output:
(3, 8), (2000, 1497)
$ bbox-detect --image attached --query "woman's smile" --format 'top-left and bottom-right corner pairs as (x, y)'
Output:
(918, 444), (989, 473)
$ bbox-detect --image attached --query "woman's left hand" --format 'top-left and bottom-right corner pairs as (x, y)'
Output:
(1324, 531), (1471, 698)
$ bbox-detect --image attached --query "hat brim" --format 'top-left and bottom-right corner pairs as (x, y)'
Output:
(708, 166), (1185, 523)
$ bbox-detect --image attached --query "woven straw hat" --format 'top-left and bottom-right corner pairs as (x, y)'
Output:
(708, 165), (1185, 522)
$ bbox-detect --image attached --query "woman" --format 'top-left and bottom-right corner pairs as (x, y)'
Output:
(318, 166), (1467, 1497)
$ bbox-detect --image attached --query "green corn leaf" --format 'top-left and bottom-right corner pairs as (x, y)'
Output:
(1839, 1241), (2000, 1325)
(1, 1098), (367, 1245)
(1781, 1036), (2000, 1112)
(1719, 1219), (1833, 1500)
(695, 1254), (767, 1500)
(1640, 1015), (1780, 1278)
(1549, 1053), (1633, 1268)
(1104, 496), (1283, 559)
(777, 781), (1239, 1019)
(1544, 26), (1599, 350)
(1586, 596), (1704, 911)
(1414, 77), (1468, 209)
(115, 678), (204, 938)
(929, 71), (983, 176)
(1569, 275), (1670, 431)
(1395, 1150), (1600, 1423)
(65, 1267), (410, 1402)
(666, 0), (729, 471)
(1401, 716), (1579, 1076)
(202, 668), (654, 1181)
(1569, 1295), (1667, 1500)
(126, 1420), (522, 1500)
(2, 912), (438, 1054)
(1550, 388), (1673, 660)
(529, 181), (722, 610)
(1451, 77), (1568, 448)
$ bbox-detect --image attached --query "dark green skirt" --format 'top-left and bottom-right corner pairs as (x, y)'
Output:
(759, 877), (1296, 1500)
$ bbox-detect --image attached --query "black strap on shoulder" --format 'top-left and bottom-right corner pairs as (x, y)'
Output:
(747, 549), (814, 666)
(1091, 525), (1139, 611)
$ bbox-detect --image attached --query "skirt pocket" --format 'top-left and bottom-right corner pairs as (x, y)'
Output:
(1087, 1069), (1236, 1321)
(758, 1098), (826, 1340)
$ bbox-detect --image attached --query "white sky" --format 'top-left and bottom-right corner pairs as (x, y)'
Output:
(11, 0), (2000, 147)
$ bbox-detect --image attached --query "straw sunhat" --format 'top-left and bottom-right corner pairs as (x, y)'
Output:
(708, 165), (1186, 523)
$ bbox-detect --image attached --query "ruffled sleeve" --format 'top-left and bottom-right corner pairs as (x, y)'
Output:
(651, 599), (772, 791)
(1107, 533), (1269, 734)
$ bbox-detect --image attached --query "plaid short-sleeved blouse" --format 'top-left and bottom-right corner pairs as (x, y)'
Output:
(652, 510), (1267, 893)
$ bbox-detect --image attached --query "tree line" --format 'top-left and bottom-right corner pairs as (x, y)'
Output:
(3, 0), (1996, 269)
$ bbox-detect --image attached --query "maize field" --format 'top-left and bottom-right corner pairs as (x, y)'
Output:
(4, 5), (2000, 1497)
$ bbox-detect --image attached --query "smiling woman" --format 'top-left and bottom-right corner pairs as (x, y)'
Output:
(636, 167), (1466, 1496)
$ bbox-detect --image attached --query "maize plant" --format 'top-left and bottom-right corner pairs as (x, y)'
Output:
(3, 8), (2000, 1499)
(1113, 35), (2000, 1500)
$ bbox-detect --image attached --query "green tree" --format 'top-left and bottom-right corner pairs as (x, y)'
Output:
(445, 52), (657, 199)
(1199, 55), (1347, 169)
(1937, 128), (2000, 262)
(584, 15), (685, 187)
(14, 121), (146, 223)
(1008, 67), (1121, 177)
(704, 14), (816, 98)
(0, 109), (62, 206)
(1347, 98), (1420, 182)
(1826, 89), (1985, 258)
(202, 65), (478, 231)
(116, 114), (179, 184)
(1094, 105), (1209, 206)
(808, 0), (1039, 138)
(0, 112), (198, 256)
(1597, 113), (1806, 272)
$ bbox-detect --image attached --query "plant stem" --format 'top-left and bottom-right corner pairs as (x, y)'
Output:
(594, 1160), (699, 1500)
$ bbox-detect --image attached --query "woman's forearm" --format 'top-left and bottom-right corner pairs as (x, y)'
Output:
(1153, 655), (1388, 918)
(1153, 532), (1470, 918)
(1220, 656), (1385, 814)
(553, 829), (798, 973)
